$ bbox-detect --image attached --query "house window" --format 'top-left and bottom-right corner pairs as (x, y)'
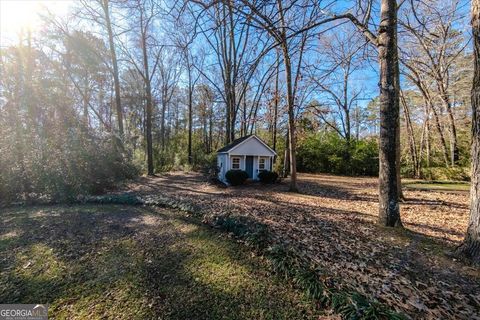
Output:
(259, 158), (266, 171)
(231, 157), (240, 170)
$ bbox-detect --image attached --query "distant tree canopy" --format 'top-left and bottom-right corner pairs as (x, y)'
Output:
(0, 0), (474, 206)
(297, 132), (379, 176)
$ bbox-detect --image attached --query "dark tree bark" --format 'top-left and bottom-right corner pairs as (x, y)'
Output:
(377, 0), (402, 226)
(280, 41), (298, 191)
(340, 1), (402, 225)
(275, 0), (298, 192)
(458, 0), (480, 264)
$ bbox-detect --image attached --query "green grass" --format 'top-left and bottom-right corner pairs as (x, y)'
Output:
(0, 205), (319, 319)
(403, 180), (470, 192)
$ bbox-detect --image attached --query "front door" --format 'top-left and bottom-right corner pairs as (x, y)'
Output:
(245, 156), (254, 178)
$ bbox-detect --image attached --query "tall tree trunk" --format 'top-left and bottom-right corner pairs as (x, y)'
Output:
(225, 92), (232, 144)
(276, 0), (298, 192)
(281, 44), (298, 192)
(458, 0), (480, 264)
(142, 30), (154, 175)
(401, 92), (419, 177)
(188, 73), (193, 165)
(160, 98), (166, 152)
(283, 131), (290, 178)
(102, 0), (123, 137)
(355, 107), (360, 140)
(273, 49), (280, 153)
(426, 114), (431, 168)
(439, 89), (459, 165)
(429, 102), (451, 166)
(378, 0), (402, 227)
(418, 105), (429, 175)
(243, 94), (248, 137)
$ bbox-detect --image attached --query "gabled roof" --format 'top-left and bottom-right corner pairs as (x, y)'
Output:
(217, 135), (277, 155)
(217, 135), (253, 153)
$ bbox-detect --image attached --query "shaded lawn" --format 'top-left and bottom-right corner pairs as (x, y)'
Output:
(403, 180), (470, 192)
(0, 205), (319, 319)
(126, 172), (480, 319)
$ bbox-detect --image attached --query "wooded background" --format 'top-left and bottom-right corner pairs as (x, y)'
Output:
(0, 0), (473, 202)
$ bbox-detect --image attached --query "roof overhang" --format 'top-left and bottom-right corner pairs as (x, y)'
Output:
(225, 135), (277, 156)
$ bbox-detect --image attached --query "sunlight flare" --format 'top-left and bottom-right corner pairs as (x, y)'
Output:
(0, 0), (72, 42)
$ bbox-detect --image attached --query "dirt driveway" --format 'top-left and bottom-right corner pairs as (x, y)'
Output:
(128, 172), (480, 319)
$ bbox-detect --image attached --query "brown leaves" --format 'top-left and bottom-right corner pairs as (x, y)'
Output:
(127, 172), (480, 319)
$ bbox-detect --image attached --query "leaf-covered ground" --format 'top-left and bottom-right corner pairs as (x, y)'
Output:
(0, 205), (320, 319)
(128, 172), (480, 319)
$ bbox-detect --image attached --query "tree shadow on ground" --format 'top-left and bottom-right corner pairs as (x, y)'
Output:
(0, 204), (318, 320)
(123, 172), (479, 318)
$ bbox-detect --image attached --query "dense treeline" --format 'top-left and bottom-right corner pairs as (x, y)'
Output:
(0, 0), (479, 263)
(0, 0), (473, 201)
(297, 133), (379, 176)
(0, 37), (137, 203)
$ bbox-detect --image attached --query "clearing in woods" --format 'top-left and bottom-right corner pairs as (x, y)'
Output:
(128, 172), (480, 319)
(0, 205), (319, 319)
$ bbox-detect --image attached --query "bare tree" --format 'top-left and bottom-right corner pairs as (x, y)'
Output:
(400, 0), (468, 165)
(191, 1), (270, 145)
(156, 47), (181, 153)
(120, 0), (162, 175)
(401, 62), (451, 167)
(78, 0), (124, 137)
(221, 0), (339, 192)
(309, 25), (367, 162)
(330, 0), (402, 226)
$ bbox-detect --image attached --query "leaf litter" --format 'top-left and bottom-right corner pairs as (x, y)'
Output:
(127, 172), (480, 319)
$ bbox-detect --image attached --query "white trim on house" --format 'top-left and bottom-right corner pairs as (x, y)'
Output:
(231, 156), (241, 170)
(226, 136), (277, 156)
(217, 135), (276, 184)
(259, 157), (266, 170)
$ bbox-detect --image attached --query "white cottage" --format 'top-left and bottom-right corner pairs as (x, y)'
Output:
(217, 135), (277, 183)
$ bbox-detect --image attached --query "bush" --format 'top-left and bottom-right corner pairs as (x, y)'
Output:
(0, 130), (139, 205)
(297, 132), (378, 176)
(200, 153), (219, 178)
(258, 170), (279, 184)
(225, 170), (249, 186)
(422, 166), (470, 181)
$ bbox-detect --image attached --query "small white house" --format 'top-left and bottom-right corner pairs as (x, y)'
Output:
(217, 135), (277, 183)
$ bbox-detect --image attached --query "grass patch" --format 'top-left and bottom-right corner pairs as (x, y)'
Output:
(0, 205), (320, 319)
(403, 180), (470, 192)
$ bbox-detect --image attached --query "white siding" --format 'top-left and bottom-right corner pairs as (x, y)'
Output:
(253, 156), (272, 180)
(230, 137), (275, 156)
(218, 136), (276, 183)
(217, 153), (228, 182)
